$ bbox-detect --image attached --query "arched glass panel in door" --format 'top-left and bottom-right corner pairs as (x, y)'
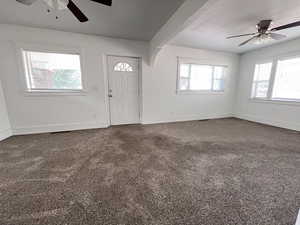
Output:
(114, 62), (133, 72)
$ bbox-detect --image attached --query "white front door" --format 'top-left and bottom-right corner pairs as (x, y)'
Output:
(107, 56), (140, 125)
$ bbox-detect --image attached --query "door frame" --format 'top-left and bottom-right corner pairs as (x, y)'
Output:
(104, 54), (142, 126)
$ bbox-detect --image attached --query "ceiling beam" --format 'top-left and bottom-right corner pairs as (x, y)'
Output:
(149, 0), (219, 66)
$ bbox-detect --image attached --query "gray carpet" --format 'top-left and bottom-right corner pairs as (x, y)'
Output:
(0, 118), (299, 225)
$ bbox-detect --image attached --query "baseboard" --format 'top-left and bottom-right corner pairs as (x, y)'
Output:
(0, 128), (12, 141)
(11, 114), (233, 135)
(12, 122), (109, 135)
(8, 114), (299, 136)
(142, 114), (233, 125)
(235, 113), (300, 131)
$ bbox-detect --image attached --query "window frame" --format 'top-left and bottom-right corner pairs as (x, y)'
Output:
(251, 60), (274, 100)
(176, 57), (228, 95)
(16, 43), (87, 96)
(250, 52), (300, 104)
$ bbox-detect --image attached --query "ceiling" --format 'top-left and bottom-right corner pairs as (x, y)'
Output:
(171, 0), (300, 53)
(0, 0), (184, 41)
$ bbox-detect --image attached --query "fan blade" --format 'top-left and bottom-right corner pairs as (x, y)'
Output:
(16, 0), (37, 5)
(67, 0), (88, 22)
(90, 0), (112, 6)
(270, 33), (286, 40)
(227, 33), (257, 39)
(239, 36), (257, 47)
(271, 21), (300, 31)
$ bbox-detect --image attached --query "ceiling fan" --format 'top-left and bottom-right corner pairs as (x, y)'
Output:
(227, 19), (300, 46)
(16, 0), (112, 23)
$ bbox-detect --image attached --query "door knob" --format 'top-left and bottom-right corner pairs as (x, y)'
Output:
(108, 94), (113, 98)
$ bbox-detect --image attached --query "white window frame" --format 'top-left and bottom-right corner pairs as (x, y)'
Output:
(176, 57), (227, 94)
(251, 52), (300, 104)
(251, 60), (274, 100)
(16, 42), (87, 96)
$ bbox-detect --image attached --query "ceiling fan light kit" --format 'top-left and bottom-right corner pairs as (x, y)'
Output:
(16, 0), (112, 22)
(227, 19), (300, 47)
(43, 0), (69, 10)
(253, 33), (273, 45)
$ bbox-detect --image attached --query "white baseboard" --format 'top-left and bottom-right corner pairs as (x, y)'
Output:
(12, 122), (109, 135)
(235, 113), (300, 131)
(7, 114), (300, 136)
(0, 128), (12, 141)
(11, 115), (233, 135)
(142, 114), (233, 125)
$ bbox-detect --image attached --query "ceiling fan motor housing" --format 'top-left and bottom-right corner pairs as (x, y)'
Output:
(43, 0), (69, 10)
(257, 20), (272, 34)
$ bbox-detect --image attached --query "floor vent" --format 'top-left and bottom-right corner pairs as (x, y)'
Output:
(50, 131), (72, 135)
(198, 119), (210, 122)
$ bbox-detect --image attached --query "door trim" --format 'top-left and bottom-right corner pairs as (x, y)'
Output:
(105, 55), (142, 126)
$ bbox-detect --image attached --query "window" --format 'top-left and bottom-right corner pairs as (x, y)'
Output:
(22, 50), (83, 92)
(272, 57), (300, 100)
(251, 55), (300, 102)
(251, 62), (272, 98)
(114, 62), (133, 72)
(178, 62), (226, 92)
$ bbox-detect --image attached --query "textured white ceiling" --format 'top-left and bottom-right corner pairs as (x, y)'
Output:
(0, 0), (184, 41)
(171, 0), (300, 53)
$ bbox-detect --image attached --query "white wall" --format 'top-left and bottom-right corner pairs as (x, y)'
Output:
(0, 24), (239, 135)
(0, 24), (151, 135)
(0, 78), (11, 141)
(143, 45), (239, 123)
(1, 24), (299, 135)
(234, 38), (300, 131)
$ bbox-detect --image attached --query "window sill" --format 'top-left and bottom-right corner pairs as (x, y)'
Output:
(177, 90), (225, 95)
(249, 98), (300, 107)
(23, 90), (87, 97)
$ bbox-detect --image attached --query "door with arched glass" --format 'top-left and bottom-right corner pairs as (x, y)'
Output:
(107, 56), (140, 125)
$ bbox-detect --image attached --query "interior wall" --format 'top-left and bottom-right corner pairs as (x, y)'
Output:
(0, 78), (11, 141)
(0, 24), (239, 135)
(234, 38), (300, 131)
(143, 45), (239, 123)
(0, 24), (151, 135)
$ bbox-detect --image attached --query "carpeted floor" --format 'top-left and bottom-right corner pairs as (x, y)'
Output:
(0, 118), (299, 225)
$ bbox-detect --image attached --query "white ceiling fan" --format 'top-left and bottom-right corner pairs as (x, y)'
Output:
(16, 0), (112, 22)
